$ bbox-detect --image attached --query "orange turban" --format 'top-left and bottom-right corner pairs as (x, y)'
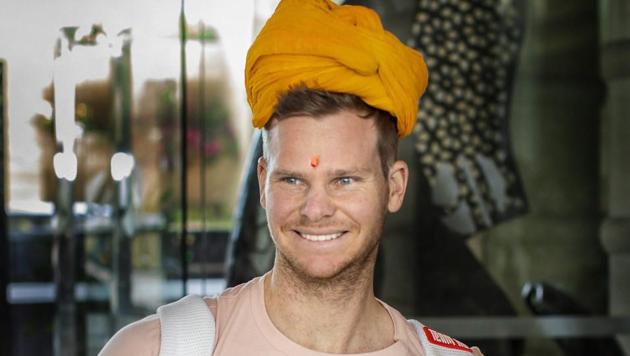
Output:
(245, 0), (429, 137)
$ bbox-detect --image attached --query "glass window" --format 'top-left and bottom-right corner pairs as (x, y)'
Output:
(1, 1), (256, 354)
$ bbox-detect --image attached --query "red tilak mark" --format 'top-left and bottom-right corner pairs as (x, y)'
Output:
(310, 155), (320, 168)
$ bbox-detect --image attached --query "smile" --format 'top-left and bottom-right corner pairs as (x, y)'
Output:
(298, 232), (344, 242)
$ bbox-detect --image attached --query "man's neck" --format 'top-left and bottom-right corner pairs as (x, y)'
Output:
(263, 257), (395, 353)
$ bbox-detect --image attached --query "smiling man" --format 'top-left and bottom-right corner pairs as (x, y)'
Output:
(100, 0), (483, 355)
(255, 89), (415, 354)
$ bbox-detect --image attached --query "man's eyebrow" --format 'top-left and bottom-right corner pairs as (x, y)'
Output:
(270, 168), (371, 178)
(330, 168), (370, 176)
(270, 169), (304, 178)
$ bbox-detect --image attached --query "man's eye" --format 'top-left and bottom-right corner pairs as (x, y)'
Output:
(337, 177), (354, 185)
(282, 177), (300, 185)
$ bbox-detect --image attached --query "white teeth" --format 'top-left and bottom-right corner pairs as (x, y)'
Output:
(300, 232), (343, 241)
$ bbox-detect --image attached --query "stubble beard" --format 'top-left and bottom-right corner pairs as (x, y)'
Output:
(272, 212), (387, 301)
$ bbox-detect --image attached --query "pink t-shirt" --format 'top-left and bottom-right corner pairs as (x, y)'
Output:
(99, 276), (426, 355)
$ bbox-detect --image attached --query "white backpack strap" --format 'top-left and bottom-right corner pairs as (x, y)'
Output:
(157, 295), (216, 356)
(408, 319), (473, 355)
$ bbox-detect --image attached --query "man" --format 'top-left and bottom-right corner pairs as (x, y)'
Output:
(100, 0), (483, 355)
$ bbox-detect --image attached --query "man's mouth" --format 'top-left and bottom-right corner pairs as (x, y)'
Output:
(297, 231), (345, 242)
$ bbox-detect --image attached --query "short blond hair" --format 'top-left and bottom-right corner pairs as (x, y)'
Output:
(261, 87), (399, 177)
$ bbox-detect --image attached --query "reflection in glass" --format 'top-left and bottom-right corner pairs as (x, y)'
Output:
(6, 6), (251, 351)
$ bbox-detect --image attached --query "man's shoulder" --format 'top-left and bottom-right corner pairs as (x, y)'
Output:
(97, 314), (160, 356)
(407, 318), (485, 356)
(380, 302), (479, 355)
(98, 278), (261, 355)
(201, 277), (257, 309)
(215, 277), (258, 299)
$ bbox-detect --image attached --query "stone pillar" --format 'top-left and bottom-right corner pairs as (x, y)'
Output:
(600, 0), (630, 352)
(482, 0), (606, 354)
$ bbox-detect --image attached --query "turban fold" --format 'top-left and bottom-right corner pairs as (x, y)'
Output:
(245, 0), (429, 137)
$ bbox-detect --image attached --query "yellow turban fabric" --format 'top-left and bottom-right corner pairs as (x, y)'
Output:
(245, 0), (429, 137)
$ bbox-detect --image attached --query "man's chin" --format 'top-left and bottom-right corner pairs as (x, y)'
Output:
(277, 247), (377, 285)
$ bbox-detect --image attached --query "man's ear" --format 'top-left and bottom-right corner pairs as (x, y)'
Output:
(386, 160), (409, 213)
(257, 156), (267, 209)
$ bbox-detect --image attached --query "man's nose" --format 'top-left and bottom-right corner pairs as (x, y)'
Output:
(300, 185), (335, 221)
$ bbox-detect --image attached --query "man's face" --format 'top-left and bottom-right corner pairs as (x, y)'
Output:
(258, 110), (408, 281)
